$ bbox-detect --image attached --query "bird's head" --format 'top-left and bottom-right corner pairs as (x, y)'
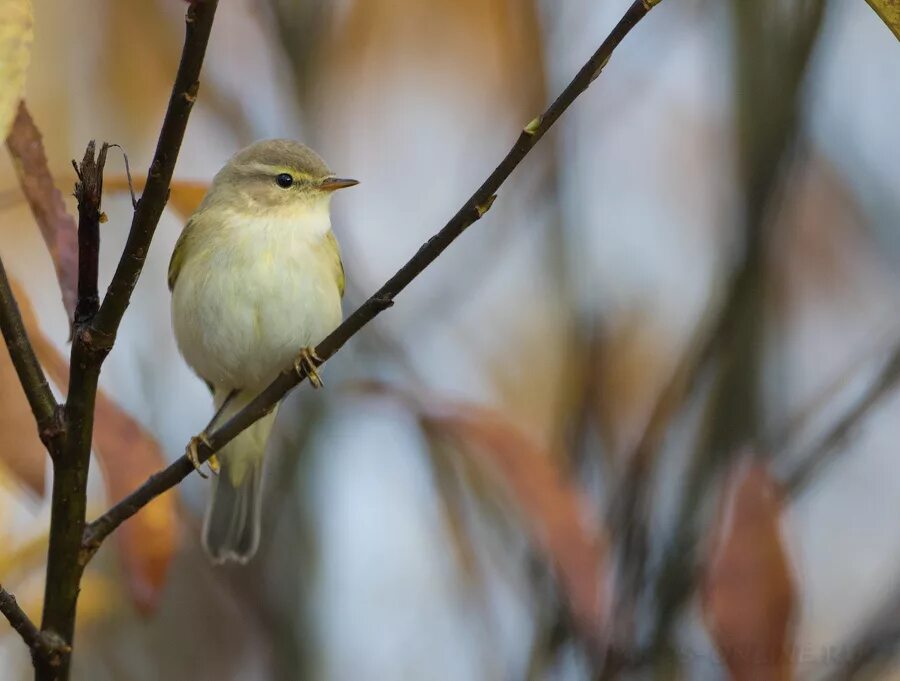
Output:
(204, 139), (358, 216)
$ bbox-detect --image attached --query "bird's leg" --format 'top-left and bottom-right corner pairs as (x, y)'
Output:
(293, 346), (324, 388)
(209, 389), (238, 428)
(186, 432), (215, 478)
(190, 389), (237, 477)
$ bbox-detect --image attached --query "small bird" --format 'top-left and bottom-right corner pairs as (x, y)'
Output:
(168, 140), (357, 563)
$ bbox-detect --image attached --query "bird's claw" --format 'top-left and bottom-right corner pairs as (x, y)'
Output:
(207, 454), (220, 475)
(186, 432), (214, 478)
(293, 347), (324, 388)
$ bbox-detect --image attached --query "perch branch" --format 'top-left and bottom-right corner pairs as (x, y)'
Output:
(83, 0), (661, 555)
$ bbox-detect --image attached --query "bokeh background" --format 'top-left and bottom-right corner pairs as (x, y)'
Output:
(1, 0), (900, 679)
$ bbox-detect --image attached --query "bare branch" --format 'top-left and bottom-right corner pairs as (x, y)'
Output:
(0, 256), (62, 450)
(73, 141), (109, 325)
(0, 585), (67, 667)
(83, 0), (660, 556)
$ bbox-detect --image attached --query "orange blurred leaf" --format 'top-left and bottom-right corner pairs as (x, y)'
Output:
(90, 391), (179, 614)
(372, 386), (607, 646)
(106, 175), (207, 221)
(702, 457), (796, 681)
(5, 102), (79, 319)
(8, 280), (178, 614)
(0, 335), (46, 496)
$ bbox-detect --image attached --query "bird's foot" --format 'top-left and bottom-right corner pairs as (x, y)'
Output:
(293, 346), (324, 388)
(186, 432), (215, 478)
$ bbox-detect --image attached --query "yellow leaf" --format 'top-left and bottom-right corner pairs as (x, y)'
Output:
(0, 0), (33, 138)
(866, 0), (900, 40)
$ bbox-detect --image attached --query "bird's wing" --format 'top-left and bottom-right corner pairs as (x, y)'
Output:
(326, 229), (345, 298)
(167, 218), (195, 292)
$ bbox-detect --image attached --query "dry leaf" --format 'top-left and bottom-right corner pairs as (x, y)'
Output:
(0, 0), (32, 138)
(5, 102), (79, 319)
(702, 457), (796, 681)
(105, 176), (208, 221)
(866, 0), (900, 40)
(8, 280), (179, 614)
(426, 404), (606, 644)
(359, 384), (607, 647)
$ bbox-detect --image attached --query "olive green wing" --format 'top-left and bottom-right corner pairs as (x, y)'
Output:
(326, 230), (345, 298)
(167, 219), (195, 292)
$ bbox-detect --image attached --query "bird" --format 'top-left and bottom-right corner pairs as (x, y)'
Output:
(168, 139), (357, 564)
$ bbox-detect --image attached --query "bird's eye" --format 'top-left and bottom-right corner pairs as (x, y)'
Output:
(275, 173), (294, 189)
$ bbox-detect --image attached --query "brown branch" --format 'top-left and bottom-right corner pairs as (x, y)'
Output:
(72, 142), (109, 325)
(35, 150), (108, 681)
(35, 3), (219, 679)
(82, 0), (661, 555)
(0, 256), (62, 450)
(1, 585), (42, 651)
(5, 102), (80, 321)
(0, 585), (67, 667)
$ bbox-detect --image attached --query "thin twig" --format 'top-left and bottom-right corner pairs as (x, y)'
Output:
(107, 144), (138, 209)
(82, 0), (661, 557)
(0, 585), (42, 653)
(0, 256), (62, 449)
(0, 585), (67, 666)
(72, 141), (109, 325)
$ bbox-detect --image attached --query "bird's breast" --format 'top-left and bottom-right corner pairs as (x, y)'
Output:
(171, 214), (343, 391)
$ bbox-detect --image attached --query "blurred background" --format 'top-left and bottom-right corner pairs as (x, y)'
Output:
(1, 0), (900, 679)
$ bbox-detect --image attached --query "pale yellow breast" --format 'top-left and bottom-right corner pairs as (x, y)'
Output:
(171, 206), (344, 391)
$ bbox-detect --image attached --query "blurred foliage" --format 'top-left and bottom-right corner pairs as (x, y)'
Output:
(1, 0), (900, 679)
(0, 0), (31, 139)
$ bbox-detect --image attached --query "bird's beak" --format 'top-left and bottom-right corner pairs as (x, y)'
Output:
(320, 177), (359, 192)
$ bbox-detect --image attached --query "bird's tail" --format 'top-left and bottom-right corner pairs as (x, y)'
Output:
(202, 389), (278, 564)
